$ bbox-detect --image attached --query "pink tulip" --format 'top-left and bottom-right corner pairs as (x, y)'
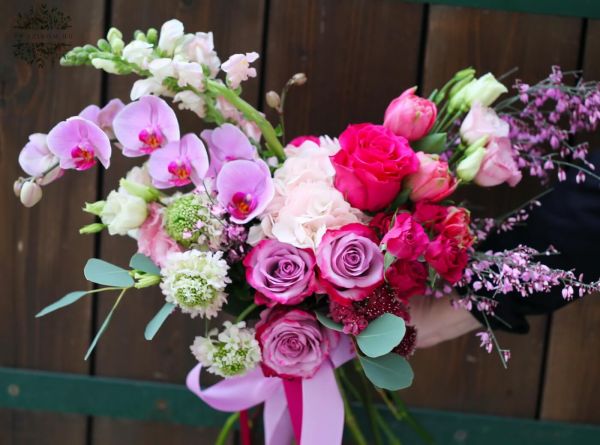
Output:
(404, 152), (457, 202)
(474, 137), (522, 187)
(383, 87), (437, 141)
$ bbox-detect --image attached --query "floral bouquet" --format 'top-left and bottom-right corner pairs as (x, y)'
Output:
(15, 19), (600, 445)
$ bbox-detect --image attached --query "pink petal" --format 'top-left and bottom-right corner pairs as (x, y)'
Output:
(19, 133), (57, 176)
(79, 105), (100, 124)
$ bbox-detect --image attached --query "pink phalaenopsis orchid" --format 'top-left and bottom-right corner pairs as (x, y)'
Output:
(201, 123), (257, 177)
(46, 117), (111, 171)
(79, 98), (125, 139)
(216, 159), (274, 224)
(147, 133), (209, 188)
(18, 133), (62, 183)
(113, 95), (180, 157)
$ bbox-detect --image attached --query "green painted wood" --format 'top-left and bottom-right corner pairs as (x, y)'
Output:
(404, 0), (600, 19)
(1, 367), (599, 444)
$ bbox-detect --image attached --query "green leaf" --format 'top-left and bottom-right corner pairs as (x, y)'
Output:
(85, 289), (127, 360)
(315, 311), (344, 332)
(385, 187), (412, 213)
(130, 253), (161, 276)
(358, 353), (414, 391)
(412, 132), (447, 154)
(384, 251), (396, 271)
(36, 291), (88, 317)
(357, 314), (406, 358)
(144, 303), (175, 340)
(84, 258), (134, 288)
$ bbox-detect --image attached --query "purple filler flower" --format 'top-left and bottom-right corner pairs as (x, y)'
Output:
(147, 133), (209, 188)
(316, 223), (384, 304)
(201, 123), (256, 177)
(243, 239), (317, 306)
(113, 95), (179, 157)
(216, 159), (274, 224)
(47, 117), (111, 170)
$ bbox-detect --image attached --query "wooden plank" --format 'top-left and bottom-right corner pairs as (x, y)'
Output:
(90, 2), (265, 444)
(263, 0), (425, 141)
(539, 19), (600, 424)
(401, 6), (583, 417)
(0, 0), (105, 443)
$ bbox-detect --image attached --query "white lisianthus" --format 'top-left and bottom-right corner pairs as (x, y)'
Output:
(173, 91), (206, 118)
(450, 73), (508, 112)
(122, 40), (154, 69)
(190, 321), (261, 377)
(101, 190), (148, 235)
(160, 250), (230, 318)
(221, 52), (259, 89)
(158, 19), (185, 55)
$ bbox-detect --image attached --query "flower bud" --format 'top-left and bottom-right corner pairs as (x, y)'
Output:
(83, 200), (106, 216)
(291, 73), (307, 86)
(106, 28), (123, 45)
(79, 223), (107, 234)
(265, 91), (281, 109)
(91, 58), (119, 74)
(14, 179), (24, 197)
(111, 38), (125, 55)
(134, 30), (148, 42)
(456, 137), (488, 182)
(383, 87), (437, 141)
(97, 39), (111, 52)
(449, 73), (507, 113)
(146, 28), (158, 44)
(134, 274), (161, 289)
(20, 181), (43, 207)
(119, 178), (160, 202)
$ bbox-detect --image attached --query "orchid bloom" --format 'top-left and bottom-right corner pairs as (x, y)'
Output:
(79, 98), (125, 139)
(201, 123), (257, 177)
(221, 52), (259, 89)
(19, 133), (58, 176)
(46, 117), (111, 170)
(216, 159), (274, 224)
(113, 95), (180, 157)
(147, 133), (209, 188)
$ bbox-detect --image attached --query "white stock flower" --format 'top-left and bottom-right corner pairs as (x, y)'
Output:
(173, 90), (206, 118)
(190, 321), (261, 377)
(160, 250), (230, 318)
(221, 52), (259, 89)
(158, 19), (185, 55)
(173, 60), (204, 90)
(91, 58), (119, 74)
(122, 40), (154, 69)
(148, 58), (176, 81)
(178, 32), (221, 77)
(130, 77), (169, 100)
(101, 189), (148, 235)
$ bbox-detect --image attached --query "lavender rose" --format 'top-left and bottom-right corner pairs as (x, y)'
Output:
(316, 223), (384, 304)
(243, 239), (317, 306)
(256, 308), (331, 378)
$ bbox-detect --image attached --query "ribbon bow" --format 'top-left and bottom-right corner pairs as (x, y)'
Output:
(186, 334), (355, 445)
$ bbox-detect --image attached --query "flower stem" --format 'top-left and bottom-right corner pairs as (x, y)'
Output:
(235, 303), (258, 323)
(206, 79), (285, 161)
(215, 412), (240, 445)
(335, 370), (368, 445)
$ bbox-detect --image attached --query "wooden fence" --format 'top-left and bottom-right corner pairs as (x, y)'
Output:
(1, 0), (600, 444)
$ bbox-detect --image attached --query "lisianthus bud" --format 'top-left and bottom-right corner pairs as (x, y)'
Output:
(291, 73), (307, 85)
(265, 91), (281, 109)
(383, 87), (437, 141)
(456, 137), (488, 182)
(79, 223), (107, 234)
(20, 181), (43, 207)
(83, 200), (106, 216)
(119, 178), (160, 202)
(134, 273), (161, 289)
(449, 73), (507, 113)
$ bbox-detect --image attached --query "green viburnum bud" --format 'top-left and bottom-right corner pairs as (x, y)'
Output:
(134, 274), (161, 289)
(91, 58), (119, 74)
(119, 178), (160, 202)
(106, 27), (123, 44)
(79, 223), (106, 234)
(456, 136), (489, 182)
(83, 200), (106, 216)
(97, 38), (111, 52)
(146, 28), (158, 44)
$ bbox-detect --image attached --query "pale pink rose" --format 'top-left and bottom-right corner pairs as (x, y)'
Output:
(383, 87), (437, 141)
(137, 203), (181, 268)
(474, 137), (522, 187)
(404, 152), (457, 202)
(460, 102), (509, 146)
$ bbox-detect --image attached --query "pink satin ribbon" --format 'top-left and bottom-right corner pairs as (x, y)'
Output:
(186, 333), (355, 445)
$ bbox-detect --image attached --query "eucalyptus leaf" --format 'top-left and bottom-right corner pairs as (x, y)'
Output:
(384, 251), (396, 271)
(85, 290), (127, 360)
(315, 311), (344, 332)
(36, 291), (88, 318)
(130, 253), (161, 276)
(84, 258), (134, 287)
(358, 353), (414, 391)
(412, 132), (447, 154)
(145, 303), (176, 340)
(357, 314), (406, 358)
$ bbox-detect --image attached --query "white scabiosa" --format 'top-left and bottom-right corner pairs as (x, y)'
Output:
(160, 250), (230, 318)
(190, 321), (261, 377)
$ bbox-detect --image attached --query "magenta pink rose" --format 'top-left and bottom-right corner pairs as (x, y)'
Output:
(459, 102), (509, 146)
(316, 223), (384, 304)
(137, 203), (181, 268)
(385, 260), (428, 301)
(331, 124), (419, 212)
(424, 235), (468, 284)
(384, 87), (437, 141)
(381, 213), (429, 261)
(404, 152), (458, 202)
(255, 307), (331, 379)
(474, 137), (522, 187)
(243, 239), (317, 306)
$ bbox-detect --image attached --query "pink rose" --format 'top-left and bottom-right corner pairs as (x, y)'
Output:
(459, 102), (509, 146)
(331, 124), (419, 212)
(368, 212), (395, 239)
(404, 152), (458, 202)
(243, 239), (317, 306)
(385, 260), (428, 301)
(424, 235), (468, 284)
(413, 202), (448, 230)
(316, 223), (384, 304)
(289, 135), (320, 147)
(474, 137), (522, 187)
(255, 307), (332, 379)
(383, 87), (437, 141)
(137, 203), (181, 268)
(381, 213), (429, 261)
